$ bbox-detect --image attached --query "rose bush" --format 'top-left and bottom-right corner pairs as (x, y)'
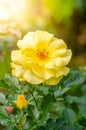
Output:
(0, 31), (86, 130)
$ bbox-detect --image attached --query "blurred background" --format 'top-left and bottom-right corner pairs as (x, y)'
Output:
(0, 0), (86, 77)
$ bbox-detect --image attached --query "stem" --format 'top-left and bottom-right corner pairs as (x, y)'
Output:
(29, 85), (38, 106)
(17, 110), (27, 130)
(30, 91), (37, 105)
(29, 85), (40, 120)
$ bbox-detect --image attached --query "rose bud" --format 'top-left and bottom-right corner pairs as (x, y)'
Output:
(4, 106), (14, 114)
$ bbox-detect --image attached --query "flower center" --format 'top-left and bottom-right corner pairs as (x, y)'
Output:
(37, 49), (48, 60)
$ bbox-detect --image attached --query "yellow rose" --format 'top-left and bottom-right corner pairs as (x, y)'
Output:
(11, 30), (72, 85)
(16, 94), (28, 109)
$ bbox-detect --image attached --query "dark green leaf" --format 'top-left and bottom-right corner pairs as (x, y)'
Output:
(4, 74), (20, 91)
(78, 116), (86, 128)
(59, 70), (85, 88)
(62, 108), (76, 124)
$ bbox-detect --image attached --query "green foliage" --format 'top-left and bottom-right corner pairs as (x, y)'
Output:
(0, 69), (86, 129)
(45, 0), (77, 22)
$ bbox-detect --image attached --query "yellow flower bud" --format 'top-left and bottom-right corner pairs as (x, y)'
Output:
(16, 94), (28, 109)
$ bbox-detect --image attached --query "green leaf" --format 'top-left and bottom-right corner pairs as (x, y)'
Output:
(8, 93), (18, 105)
(58, 125), (73, 130)
(58, 125), (82, 130)
(7, 126), (19, 130)
(4, 74), (20, 91)
(27, 104), (37, 121)
(62, 108), (76, 124)
(0, 93), (7, 105)
(55, 118), (67, 129)
(54, 70), (86, 97)
(59, 70), (85, 88)
(0, 119), (9, 126)
(38, 94), (55, 126)
(46, 118), (57, 130)
(19, 84), (29, 93)
(45, 118), (67, 130)
(78, 116), (86, 128)
(0, 106), (9, 119)
(0, 79), (10, 90)
(54, 86), (70, 97)
(35, 85), (49, 96)
(14, 110), (24, 123)
(66, 95), (81, 104)
(38, 126), (47, 130)
(41, 94), (55, 112)
(78, 95), (86, 115)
